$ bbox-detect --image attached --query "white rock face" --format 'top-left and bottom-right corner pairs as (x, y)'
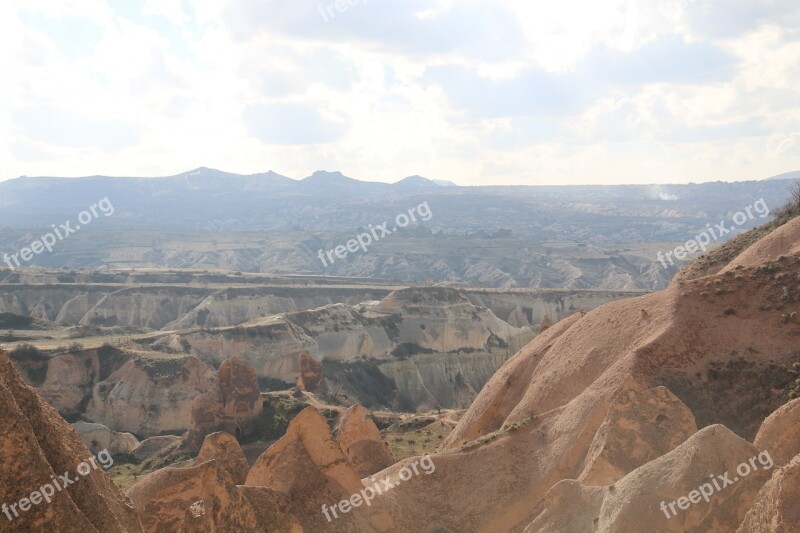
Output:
(72, 421), (139, 455)
(172, 288), (534, 382)
(153, 288), (535, 408)
(85, 355), (215, 437)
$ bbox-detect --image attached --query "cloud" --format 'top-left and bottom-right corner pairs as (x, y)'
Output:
(2, 0), (800, 185)
(428, 65), (587, 119)
(427, 35), (735, 121)
(682, 0), (800, 39)
(11, 105), (140, 151)
(17, 11), (104, 59)
(243, 103), (346, 144)
(223, 0), (524, 60)
(589, 35), (737, 85)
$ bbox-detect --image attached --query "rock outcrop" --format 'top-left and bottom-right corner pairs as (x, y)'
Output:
(373, 217), (800, 532)
(296, 352), (322, 393)
(132, 436), (182, 464)
(85, 355), (215, 437)
(9, 344), (130, 419)
(578, 384), (698, 486)
(126, 455), (302, 532)
(0, 349), (142, 531)
(336, 404), (393, 477)
(753, 397), (800, 468)
(128, 461), (258, 533)
(194, 432), (249, 485)
(737, 452), (800, 533)
(72, 421), (139, 456)
(246, 407), (386, 532)
(188, 357), (263, 445)
(722, 216), (800, 273)
(526, 425), (773, 532)
(0, 282), (634, 332)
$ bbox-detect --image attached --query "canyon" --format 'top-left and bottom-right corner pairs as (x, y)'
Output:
(1, 197), (800, 532)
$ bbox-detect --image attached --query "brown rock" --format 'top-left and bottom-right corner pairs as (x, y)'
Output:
(337, 404), (393, 477)
(296, 352), (322, 393)
(237, 486), (305, 533)
(194, 432), (249, 485)
(132, 436), (182, 463)
(0, 349), (142, 532)
(385, 236), (800, 531)
(177, 488), (303, 533)
(189, 357), (263, 444)
(737, 452), (800, 532)
(754, 398), (800, 468)
(527, 425), (774, 533)
(579, 384), (698, 485)
(246, 407), (385, 532)
(722, 216), (800, 273)
(127, 460), (257, 533)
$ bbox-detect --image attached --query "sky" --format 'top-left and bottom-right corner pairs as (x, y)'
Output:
(1, 0), (800, 186)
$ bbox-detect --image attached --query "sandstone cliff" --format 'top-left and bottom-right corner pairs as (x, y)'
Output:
(85, 355), (215, 437)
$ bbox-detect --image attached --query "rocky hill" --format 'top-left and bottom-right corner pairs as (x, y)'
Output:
(0, 349), (142, 531)
(3, 205), (800, 531)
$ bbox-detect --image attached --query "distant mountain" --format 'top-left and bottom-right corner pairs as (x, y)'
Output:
(0, 168), (796, 246)
(393, 175), (450, 190)
(765, 170), (800, 181)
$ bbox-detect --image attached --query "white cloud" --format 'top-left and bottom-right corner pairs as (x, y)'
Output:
(1, 0), (800, 184)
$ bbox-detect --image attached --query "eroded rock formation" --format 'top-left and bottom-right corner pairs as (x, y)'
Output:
(526, 425), (772, 532)
(194, 432), (249, 485)
(127, 459), (299, 533)
(296, 352), (322, 393)
(753, 397), (800, 468)
(85, 355), (215, 437)
(72, 421), (139, 456)
(578, 384), (698, 486)
(738, 452), (800, 533)
(0, 349), (142, 531)
(372, 214), (800, 532)
(188, 357), (263, 445)
(336, 404), (393, 477)
(246, 406), (388, 532)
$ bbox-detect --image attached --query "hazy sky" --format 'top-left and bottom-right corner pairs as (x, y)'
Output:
(2, 0), (800, 185)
